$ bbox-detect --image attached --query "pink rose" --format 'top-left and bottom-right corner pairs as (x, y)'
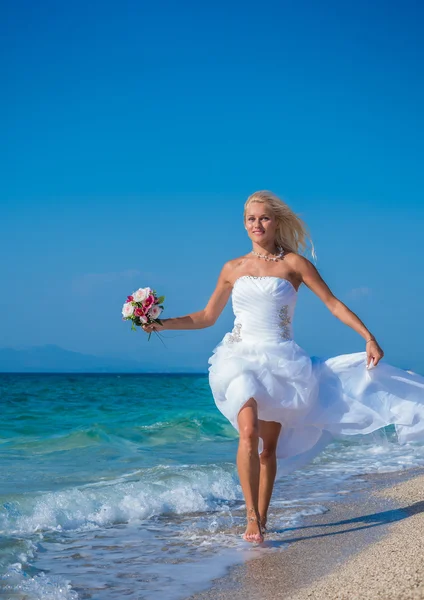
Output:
(122, 302), (134, 318)
(149, 305), (163, 320)
(133, 288), (152, 303)
(134, 307), (145, 317)
(138, 314), (148, 324)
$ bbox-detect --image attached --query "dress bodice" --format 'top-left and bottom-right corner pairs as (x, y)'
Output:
(224, 276), (298, 345)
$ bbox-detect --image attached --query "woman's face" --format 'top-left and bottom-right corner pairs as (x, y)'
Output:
(245, 202), (277, 245)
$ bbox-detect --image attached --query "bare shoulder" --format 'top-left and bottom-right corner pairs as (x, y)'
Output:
(284, 251), (316, 275)
(282, 251), (321, 290)
(284, 251), (336, 301)
(219, 255), (251, 284)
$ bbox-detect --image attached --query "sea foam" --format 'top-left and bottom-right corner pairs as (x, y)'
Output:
(1, 464), (241, 536)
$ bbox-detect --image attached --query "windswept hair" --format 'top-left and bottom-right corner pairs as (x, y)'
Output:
(244, 190), (316, 260)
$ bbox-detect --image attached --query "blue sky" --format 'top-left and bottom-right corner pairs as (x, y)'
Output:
(2, 0), (423, 372)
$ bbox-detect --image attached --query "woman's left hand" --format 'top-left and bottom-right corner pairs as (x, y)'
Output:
(366, 339), (384, 368)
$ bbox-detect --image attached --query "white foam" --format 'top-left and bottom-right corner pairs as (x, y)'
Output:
(306, 438), (424, 478)
(1, 564), (78, 600)
(0, 464), (241, 536)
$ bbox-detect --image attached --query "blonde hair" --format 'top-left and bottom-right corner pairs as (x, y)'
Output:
(244, 190), (316, 260)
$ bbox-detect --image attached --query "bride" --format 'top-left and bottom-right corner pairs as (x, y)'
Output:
(142, 190), (424, 544)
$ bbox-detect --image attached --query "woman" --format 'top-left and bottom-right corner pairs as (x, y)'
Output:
(142, 190), (424, 544)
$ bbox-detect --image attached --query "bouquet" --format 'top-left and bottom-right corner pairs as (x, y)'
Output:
(122, 287), (165, 339)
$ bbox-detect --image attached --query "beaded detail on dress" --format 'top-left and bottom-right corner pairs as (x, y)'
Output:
(226, 323), (242, 344)
(278, 305), (292, 340)
(238, 276), (272, 280)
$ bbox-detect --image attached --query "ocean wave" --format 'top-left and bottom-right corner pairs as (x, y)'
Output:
(1, 427), (113, 455)
(0, 464), (241, 536)
(2, 414), (237, 456)
(131, 414), (237, 444)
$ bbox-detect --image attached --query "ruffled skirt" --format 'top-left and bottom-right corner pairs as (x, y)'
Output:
(208, 338), (424, 475)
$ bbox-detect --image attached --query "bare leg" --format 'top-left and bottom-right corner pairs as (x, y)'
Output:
(258, 420), (282, 531)
(237, 398), (263, 543)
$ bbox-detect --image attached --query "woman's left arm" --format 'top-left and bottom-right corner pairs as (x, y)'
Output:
(293, 255), (384, 367)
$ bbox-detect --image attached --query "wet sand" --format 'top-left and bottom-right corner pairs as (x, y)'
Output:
(189, 468), (424, 600)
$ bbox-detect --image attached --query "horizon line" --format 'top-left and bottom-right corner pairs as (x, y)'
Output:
(0, 371), (209, 375)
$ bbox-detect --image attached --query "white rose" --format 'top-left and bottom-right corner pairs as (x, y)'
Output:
(133, 288), (151, 303)
(122, 302), (135, 318)
(149, 305), (163, 320)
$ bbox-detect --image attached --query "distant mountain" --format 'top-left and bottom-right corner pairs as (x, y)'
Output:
(0, 345), (147, 373)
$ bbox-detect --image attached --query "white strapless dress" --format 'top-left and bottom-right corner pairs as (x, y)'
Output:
(208, 276), (424, 474)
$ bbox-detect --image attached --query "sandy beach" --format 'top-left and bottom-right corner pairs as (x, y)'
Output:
(190, 469), (424, 600)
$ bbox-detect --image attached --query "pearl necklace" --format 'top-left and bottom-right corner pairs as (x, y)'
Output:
(251, 246), (285, 262)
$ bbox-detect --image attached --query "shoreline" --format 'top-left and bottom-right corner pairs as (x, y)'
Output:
(189, 467), (424, 600)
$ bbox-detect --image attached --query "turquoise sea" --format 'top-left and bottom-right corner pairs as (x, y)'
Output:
(2, 373), (424, 600)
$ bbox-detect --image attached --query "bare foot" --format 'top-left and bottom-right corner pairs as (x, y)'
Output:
(242, 510), (264, 543)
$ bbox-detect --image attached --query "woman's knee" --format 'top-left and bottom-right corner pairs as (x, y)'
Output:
(260, 446), (277, 464)
(237, 398), (259, 447)
(238, 418), (259, 452)
(239, 423), (259, 444)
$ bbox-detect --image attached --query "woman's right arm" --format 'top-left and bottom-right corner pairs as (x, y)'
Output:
(142, 262), (234, 333)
